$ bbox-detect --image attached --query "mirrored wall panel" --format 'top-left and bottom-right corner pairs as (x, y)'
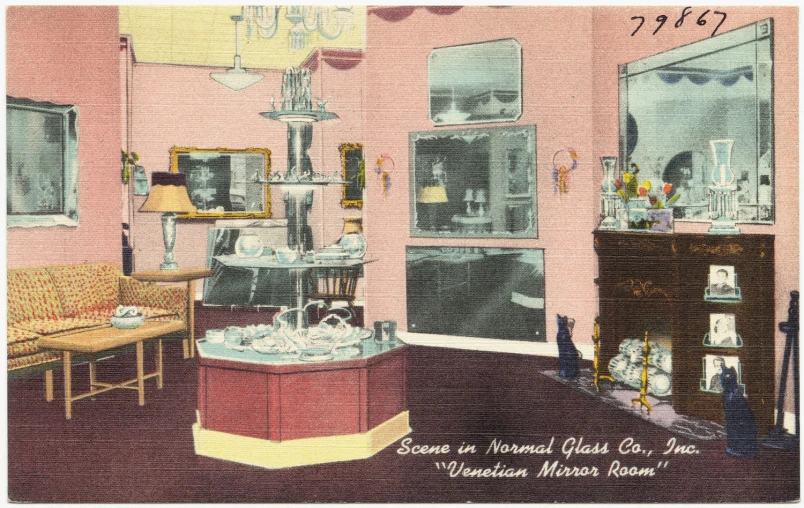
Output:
(620, 19), (774, 223)
(429, 38), (522, 126)
(406, 247), (546, 341)
(410, 125), (537, 238)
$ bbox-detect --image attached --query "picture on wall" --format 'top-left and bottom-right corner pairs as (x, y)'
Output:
(410, 125), (537, 238)
(700, 354), (745, 394)
(406, 246), (545, 341)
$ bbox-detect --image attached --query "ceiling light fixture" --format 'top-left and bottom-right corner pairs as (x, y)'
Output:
(210, 14), (264, 91)
(245, 5), (354, 53)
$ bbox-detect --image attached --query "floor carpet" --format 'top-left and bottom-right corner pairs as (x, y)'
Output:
(6, 344), (800, 503)
(540, 369), (726, 441)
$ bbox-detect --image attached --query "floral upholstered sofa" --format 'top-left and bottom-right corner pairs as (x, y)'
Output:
(7, 263), (187, 382)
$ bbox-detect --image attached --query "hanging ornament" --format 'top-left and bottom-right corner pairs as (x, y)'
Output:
(552, 147), (579, 195)
(374, 153), (395, 197)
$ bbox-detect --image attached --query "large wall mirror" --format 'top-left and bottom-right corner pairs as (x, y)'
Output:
(620, 19), (774, 223)
(429, 38), (522, 126)
(7, 97), (79, 228)
(170, 147), (272, 219)
(410, 125), (537, 238)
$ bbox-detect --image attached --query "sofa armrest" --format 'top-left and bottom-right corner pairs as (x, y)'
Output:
(119, 276), (188, 324)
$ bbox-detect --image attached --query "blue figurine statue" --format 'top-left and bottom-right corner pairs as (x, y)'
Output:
(557, 315), (580, 378)
(721, 366), (758, 457)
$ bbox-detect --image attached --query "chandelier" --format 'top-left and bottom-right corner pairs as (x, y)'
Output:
(244, 5), (354, 52)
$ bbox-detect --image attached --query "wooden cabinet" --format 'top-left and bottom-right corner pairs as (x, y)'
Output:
(594, 231), (775, 435)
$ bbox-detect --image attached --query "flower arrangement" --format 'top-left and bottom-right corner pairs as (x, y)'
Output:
(614, 162), (681, 208)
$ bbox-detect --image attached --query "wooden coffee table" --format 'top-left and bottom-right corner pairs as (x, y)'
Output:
(38, 320), (185, 420)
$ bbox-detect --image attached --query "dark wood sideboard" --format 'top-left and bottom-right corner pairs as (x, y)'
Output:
(594, 231), (775, 435)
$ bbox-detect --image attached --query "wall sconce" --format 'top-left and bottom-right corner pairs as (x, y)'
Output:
(139, 172), (196, 270)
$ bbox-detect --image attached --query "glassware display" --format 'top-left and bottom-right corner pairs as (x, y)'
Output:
(598, 156), (620, 230)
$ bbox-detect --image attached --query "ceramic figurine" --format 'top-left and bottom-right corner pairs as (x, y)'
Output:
(556, 315), (580, 378)
(721, 366), (758, 457)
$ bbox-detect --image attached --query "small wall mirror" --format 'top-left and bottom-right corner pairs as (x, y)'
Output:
(170, 147), (272, 219)
(429, 38), (522, 126)
(620, 19), (774, 223)
(340, 142), (364, 209)
(410, 125), (537, 238)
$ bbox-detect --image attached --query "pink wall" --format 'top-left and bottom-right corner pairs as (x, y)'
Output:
(6, 6), (123, 268)
(362, 7), (599, 341)
(129, 60), (366, 276)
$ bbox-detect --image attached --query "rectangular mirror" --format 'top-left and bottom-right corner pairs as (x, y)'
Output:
(7, 97), (79, 227)
(410, 125), (537, 238)
(170, 146), (272, 219)
(620, 19), (774, 223)
(429, 38), (522, 126)
(406, 246), (546, 341)
(340, 142), (364, 209)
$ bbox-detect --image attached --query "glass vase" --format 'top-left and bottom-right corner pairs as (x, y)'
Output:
(709, 139), (735, 187)
(599, 156), (620, 230)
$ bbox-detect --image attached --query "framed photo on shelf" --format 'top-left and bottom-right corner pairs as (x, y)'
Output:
(704, 313), (743, 347)
(700, 354), (745, 395)
(704, 264), (742, 302)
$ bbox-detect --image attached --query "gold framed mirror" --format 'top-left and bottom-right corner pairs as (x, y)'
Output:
(170, 146), (272, 219)
(340, 142), (365, 209)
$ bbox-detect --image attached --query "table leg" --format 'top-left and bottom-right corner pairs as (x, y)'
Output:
(156, 338), (164, 389)
(44, 370), (53, 402)
(136, 341), (145, 406)
(64, 351), (72, 420)
(88, 353), (97, 399)
(188, 280), (196, 358)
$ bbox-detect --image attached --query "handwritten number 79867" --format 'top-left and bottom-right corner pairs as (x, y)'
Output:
(631, 7), (727, 38)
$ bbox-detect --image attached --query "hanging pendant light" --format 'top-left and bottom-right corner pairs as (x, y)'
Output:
(210, 14), (264, 91)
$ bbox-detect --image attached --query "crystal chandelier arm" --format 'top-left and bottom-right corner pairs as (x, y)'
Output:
(248, 5), (280, 39)
(306, 7), (349, 40)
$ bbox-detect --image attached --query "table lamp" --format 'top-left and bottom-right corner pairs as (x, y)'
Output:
(417, 185), (448, 230)
(474, 188), (487, 217)
(139, 172), (196, 270)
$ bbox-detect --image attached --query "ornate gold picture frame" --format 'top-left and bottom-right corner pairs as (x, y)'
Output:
(339, 142), (364, 209)
(170, 146), (271, 219)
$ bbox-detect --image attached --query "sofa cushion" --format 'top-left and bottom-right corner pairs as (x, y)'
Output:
(47, 263), (122, 317)
(74, 306), (181, 322)
(8, 351), (61, 371)
(7, 268), (64, 323)
(7, 326), (43, 360)
(13, 317), (108, 336)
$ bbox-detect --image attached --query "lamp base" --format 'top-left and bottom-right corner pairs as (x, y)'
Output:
(598, 217), (619, 231)
(160, 261), (179, 271)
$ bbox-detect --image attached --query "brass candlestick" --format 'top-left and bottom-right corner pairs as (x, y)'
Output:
(631, 331), (653, 414)
(592, 318), (614, 392)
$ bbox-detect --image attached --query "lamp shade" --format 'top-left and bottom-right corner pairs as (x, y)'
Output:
(139, 172), (196, 213)
(418, 186), (449, 204)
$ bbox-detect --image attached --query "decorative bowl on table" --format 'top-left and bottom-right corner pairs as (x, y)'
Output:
(111, 305), (144, 328)
(235, 234), (264, 258)
(275, 248), (299, 264)
(111, 313), (145, 329)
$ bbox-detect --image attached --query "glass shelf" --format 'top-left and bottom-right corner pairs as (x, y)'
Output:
(260, 110), (339, 123)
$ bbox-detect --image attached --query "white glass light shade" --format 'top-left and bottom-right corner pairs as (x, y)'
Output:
(211, 56), (264, 91)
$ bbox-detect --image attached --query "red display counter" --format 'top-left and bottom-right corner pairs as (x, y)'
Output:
(193, 339), (410, 469)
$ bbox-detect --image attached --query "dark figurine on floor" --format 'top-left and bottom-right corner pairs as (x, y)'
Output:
(721, 366), (758, 457)
(557, 315), (580, 378)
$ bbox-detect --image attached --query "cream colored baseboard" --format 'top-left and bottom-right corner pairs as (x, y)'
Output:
(397, 332), (595, 363)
